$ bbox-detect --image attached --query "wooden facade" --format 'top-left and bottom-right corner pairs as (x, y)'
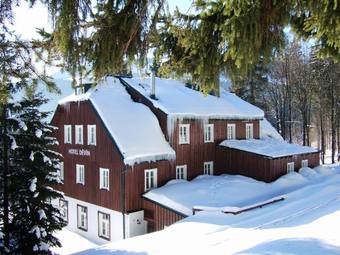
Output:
(142, 197), (185, 232)
(217, 147), (320, 182)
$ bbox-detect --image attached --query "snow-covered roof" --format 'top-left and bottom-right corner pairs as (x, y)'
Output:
(260, 119), (284, 141)
(58, 77), (175, 166)
(122, 77), (264, 120)
(219, 138), (319, 158)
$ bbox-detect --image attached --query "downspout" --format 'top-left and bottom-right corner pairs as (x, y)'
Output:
(120, 167), (126, 239)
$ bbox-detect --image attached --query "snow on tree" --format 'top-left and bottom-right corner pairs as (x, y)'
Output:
(0, 93), (66, 254)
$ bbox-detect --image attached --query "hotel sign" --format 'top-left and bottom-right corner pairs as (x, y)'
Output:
(68, 148), (91, 157)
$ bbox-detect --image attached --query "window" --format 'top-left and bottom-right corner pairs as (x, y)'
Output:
(75, 86), (85, 95)
(204, 124), (214, 143)
(100, 168), (110, 190)
(87, 125), (96, 145)
(179, 124), (190, 144)
(76, 164), (85, 185)
(227, 124), (236, 140)
(98, 212), (110, 240)
(77, 205), (88, 231)
(287, 162), (295, 173)
(204, 161), (214, 175)
(176, 165), (187, 180)
(64, 125), (72, 144)
(301, 159), (308, 168)
(59, 199), (68, 223)
(246, 123), (254, 139)
(75, 125), (83, 144)
(144, 168), (157, 191)
(58, 162), (64, 182)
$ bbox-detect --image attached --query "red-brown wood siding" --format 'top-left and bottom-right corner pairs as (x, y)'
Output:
(52, 100), (173, 213)
(217, 148), (320, 182)
(169, 119), (260, 180)
(142, 198), (184, 232)
(124, 160), (174, 212)
(52, 101), (126, 211)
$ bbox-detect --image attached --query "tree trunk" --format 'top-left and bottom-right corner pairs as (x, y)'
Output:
(331, 82), (335, 164)
(1, 106), (10, 250)
(320, 108), (325, 164)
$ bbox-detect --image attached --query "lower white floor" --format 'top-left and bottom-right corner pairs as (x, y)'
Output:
(57, 196), (147, 244)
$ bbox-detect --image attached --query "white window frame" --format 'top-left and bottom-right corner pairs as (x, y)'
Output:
(246, 123), (254, 139)
(76, 164), (85, 185)
(59, 199), (68, 223)
(227, 124), (236, 140)
(100, 168), (110, 190)
(64, 125), (72, 144)
(176, 165), (187, 180)
(179, 124), (190, 144)
(204, 124), (214, 143)
(144, 168), (157, 191)
(87, 125), (96, 145)
(204, 161), (214, 175)
(287, 162), (295, 173)
(301, 159), (308, 168)
(77, 205), (88, 231)
(59, 162), (64, 182)
(98, 212), (110, 240)
(75, 125), (83, 144)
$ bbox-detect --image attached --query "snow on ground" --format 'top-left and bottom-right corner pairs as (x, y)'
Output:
(51, 228), (97, 254)
(123, 77), (264, 119)
(76, 164), (340, 255)
(58, 77), (175, 166)
(220, 138), (318, 158)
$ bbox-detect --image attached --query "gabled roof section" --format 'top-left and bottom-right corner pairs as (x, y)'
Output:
(58, 77), (175, 166)
(219, 139), (319, 158)
(122, 77), (264, 120)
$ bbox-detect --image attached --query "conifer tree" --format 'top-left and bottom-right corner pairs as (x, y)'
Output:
(0, 93), (65, 254)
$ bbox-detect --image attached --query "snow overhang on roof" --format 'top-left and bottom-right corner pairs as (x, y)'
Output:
(219, 139), (319, 159)
(122, 77), (265, 120)
(58, 77), (176, 166)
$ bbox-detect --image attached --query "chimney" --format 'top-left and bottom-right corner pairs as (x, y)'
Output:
(150, 67), (156, 100)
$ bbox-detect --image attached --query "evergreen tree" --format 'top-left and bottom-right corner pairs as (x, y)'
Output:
(0, 93), (65, 254)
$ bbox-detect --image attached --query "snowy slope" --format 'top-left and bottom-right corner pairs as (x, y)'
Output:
(220, 138), (318, 158)
(58, 77), (175, 166)
(76, 164), (340, 255)
(123, 77), (264, 120)
(260, 118), (284, 141)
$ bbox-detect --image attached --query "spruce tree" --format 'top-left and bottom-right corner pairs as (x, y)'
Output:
(0, 93), (65, 254)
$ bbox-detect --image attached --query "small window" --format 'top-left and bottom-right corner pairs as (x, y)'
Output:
(77, 205), (88, 231)
(176, 165), (187, 180)
(287, 162), (295, 173)
(98, 212), (110, 240)
(59, 199), (68, 223)
(227, 124), (236, 140)
(144, 168), (157, 191)
(58, 162), (64, 182)
(179, 124), (190, 144)
(100, 168), (110, 190)
(246, 123), (254, 139)
(64, 125), (72, 144)
(204, 161), (214, 175)
(87, 125), (96, 145)
(76, 164), (85, 185)
(75, 125), (83, 144)
(301, 159), (308, 168)
(75, 86), (85, 95)
(204, 124), (214, 143)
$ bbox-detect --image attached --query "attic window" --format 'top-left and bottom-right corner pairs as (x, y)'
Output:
(75, 86), (85, 95)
